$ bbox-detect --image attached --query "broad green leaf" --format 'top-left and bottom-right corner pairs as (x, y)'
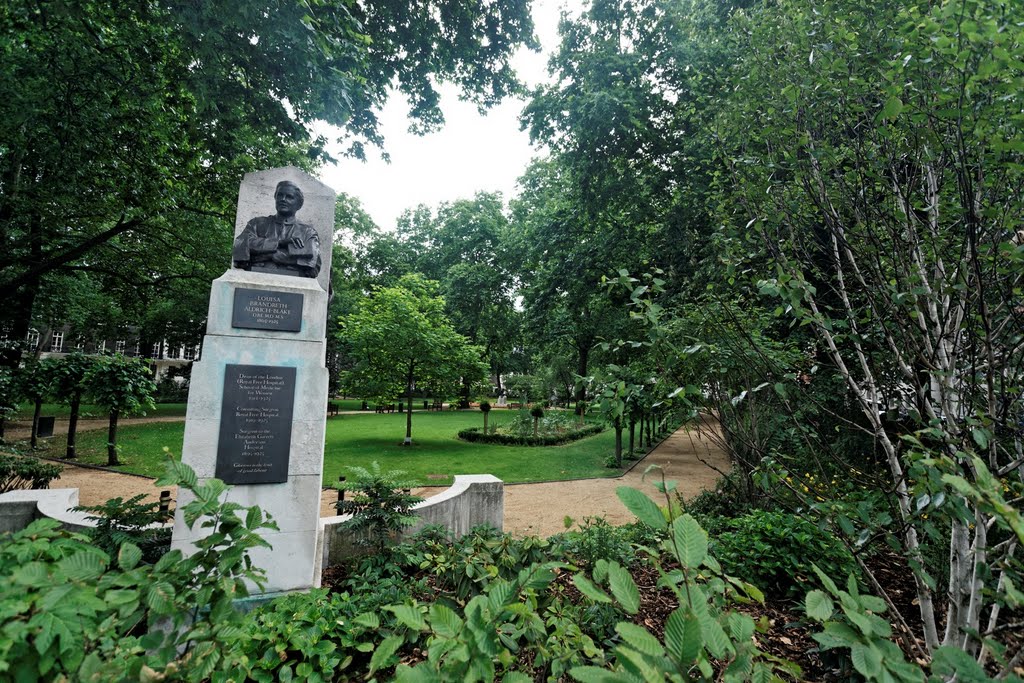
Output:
(616, 487), (667, 529)
(387, 604), (427, 631)
(607, 562), (641, 614)
(428, 604), (463, 638)
(117, 543), (143, 571)
(849, 642), (882, 678)
(353, 612), (380, 628)
(615, 623), (664, 657)
(670, 515), (707, 568)
(573, 574), (613, 603)
(369, 634), (403, 675)
(394, 664), (440, 683)
(146, 581), (176, 612)
(665, 609), (702, 664)
(59, 551), (106, 582)
(569, 666), (632, 682)
(879, 96), (903, 121)
(805, 590), (834, 621)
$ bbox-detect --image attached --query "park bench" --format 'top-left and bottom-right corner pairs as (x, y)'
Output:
(374, 403), (397, 414)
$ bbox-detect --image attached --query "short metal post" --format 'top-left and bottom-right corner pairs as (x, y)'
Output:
(337, 476), (346, 504)
(158, 490), (171, 513)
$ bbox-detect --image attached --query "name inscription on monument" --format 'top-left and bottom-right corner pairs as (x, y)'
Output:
(216, 364), (296, 484)
(232, 288), (303, 332)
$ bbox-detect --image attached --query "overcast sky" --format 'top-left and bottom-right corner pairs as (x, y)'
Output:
(318, 0), (578, 230)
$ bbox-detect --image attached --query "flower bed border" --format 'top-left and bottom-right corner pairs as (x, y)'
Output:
(457, 424), (604, 446)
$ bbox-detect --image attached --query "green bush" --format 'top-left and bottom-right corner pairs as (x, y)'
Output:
(711, 510), (856, 601)
(0, 458), (277, 681)
(335, 462), (423, 552)
(74, 493), (172, 565)
(0, 454), (62, 493)
(458, 423), (603, 446)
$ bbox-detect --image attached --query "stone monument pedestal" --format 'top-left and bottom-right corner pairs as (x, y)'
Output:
(171, 167), (335, 594)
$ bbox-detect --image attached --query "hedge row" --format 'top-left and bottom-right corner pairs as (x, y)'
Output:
(457, 424), (604, 446)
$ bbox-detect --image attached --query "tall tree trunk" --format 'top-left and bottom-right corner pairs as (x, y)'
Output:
(628, 418), (636, 456)
(65, 393), (81, 458)
(107, 409), (120, 466)
(30, 398), (42, 449)
(574, 344), (589, 406)
(404, 362), (414, 445)
(614, 418), (623, 468)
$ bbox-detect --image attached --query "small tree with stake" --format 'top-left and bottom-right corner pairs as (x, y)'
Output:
(479, 400), (492, 434)
(85, 354), (156, 466)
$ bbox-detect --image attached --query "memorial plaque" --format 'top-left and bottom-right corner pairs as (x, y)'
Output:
(216, 364), (297, 484)
(232, 288), (303, 332)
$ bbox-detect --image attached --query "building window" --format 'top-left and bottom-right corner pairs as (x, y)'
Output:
(75, 337), (85, 351)
(133, 341), (141, 357)
(26, 329), (40, 349)
(183, 346), (196, 361)
(152, 342), (162, 357)
(98, 340), (107, 353)
(166, 344), (181, 360)
(115, 339), (125, 354)
(50, 332), (64, 352)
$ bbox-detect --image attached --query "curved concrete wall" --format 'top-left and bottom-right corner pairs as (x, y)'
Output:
(2, 474), (504, 577)
(318, 474), (504, 570)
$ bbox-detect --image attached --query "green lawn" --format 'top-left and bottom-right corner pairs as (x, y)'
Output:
(29, 411), (619, 486)
(13, 402), (188, 419)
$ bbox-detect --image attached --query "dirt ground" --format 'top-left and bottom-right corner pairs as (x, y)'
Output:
(10, 418), (730, 537)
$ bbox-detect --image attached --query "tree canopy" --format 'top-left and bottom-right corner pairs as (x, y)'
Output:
(341, 274), (486, 444)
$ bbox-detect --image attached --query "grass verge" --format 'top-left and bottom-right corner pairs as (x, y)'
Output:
(20, 410), (620, 486)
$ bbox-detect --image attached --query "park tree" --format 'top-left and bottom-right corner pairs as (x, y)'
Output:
(48, 353), (97, 459)
(705, 0), (1024, 665)
(0, 0), (537, 366)
(85, 354), (157, 466)
(0, 366), (14, 442)
(15, 358), (58, 449)
(341, 274), (486, 445)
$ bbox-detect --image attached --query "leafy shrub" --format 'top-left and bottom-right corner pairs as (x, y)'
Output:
(712, 510), (857, 600)
(335, 462), (423, 552)
(0, 458), (277, 681)
(0, 454), (62, 493)
(401, 524), (555, 603)
(458, 423), (603, 446)
(682, 470), (765, 534)
(232, 588), (389, 682)
(74, 493), (172, 564)
(552, 517), (639, 569)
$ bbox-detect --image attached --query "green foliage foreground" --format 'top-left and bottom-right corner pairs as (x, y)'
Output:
(6, 461), (1018, 681)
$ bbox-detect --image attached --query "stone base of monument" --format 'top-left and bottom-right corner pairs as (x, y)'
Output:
(171, 269), (329, 593)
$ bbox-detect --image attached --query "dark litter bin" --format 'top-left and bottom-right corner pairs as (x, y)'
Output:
(36, 416), (56, 438)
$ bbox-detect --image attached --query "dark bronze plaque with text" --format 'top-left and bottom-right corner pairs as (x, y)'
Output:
(216, 364), (296, 484)
(232, 288), (303, 332)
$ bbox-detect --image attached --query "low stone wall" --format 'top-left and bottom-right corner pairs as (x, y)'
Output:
(0, 487), (95, 534)
(319, 474), (504, 570)
(2, 474), (505, 575)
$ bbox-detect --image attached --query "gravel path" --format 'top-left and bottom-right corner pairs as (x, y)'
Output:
(12, 420), (730, 537)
